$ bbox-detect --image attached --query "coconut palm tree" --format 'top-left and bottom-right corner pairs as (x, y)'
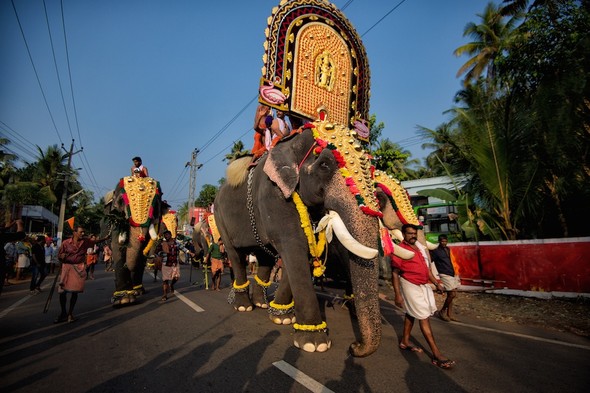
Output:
(372, 138), (420, 181)
(416, 122), (463, 176)
(31, 144), (69, 205)
(454, 2), (522, 86)
(447, 82), (539, 240)
(223, 140), (248, 162)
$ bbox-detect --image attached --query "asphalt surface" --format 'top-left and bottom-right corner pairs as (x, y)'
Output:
(1, 264), (589, 393)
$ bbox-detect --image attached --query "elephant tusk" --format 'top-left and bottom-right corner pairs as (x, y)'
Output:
(149, 223), (157, 240)
(392, 245), (415, 260)
(118, 232), (127, 245)
(320, 210), (378, 260)
(392, 229), (403, 242)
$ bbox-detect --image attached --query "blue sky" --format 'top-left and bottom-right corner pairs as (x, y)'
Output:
(0, 0), (491, 210)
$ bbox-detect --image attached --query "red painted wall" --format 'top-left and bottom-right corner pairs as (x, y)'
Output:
(449, 238), (590, 293)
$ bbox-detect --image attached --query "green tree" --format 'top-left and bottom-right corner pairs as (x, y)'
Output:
(416, 122), (462, 177)
(448, 82), (538, 240)
(224, 140), (248, 162)
(372, 138), (420, 181)
(195, 184), (217, 208)
(454, 2), (521, 86)
(496, 0), (590, 237)
(177, 201), (189, 225)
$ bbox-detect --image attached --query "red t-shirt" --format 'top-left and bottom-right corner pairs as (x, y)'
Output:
(391, 241), (430, 285)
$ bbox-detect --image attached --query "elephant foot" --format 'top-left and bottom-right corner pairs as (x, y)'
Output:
(112, 293), (136, 307)
(231, 290), (253, 312)
(255, 302), (269, 309)
(234, 304), (254, 312)
(293, 330), (331, 353)
(269, 313), (295, 325)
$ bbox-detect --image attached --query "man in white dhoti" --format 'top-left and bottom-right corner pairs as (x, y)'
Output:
(391, 224), (455, 369)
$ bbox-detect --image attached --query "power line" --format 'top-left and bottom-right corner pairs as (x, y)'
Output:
(198, 95), (258, 153)
(10, 0), (64, 145)
(360, 0), (408, 38)
(60, 0), (84, 147)
(42, 0), (74, 141)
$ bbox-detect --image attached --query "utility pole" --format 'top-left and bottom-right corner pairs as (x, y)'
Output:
(57, 140), (82, 248)
(185, 148), (201, 228)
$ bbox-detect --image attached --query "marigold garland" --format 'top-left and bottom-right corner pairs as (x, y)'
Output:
(269, 300), (295, 310)
(254, 275), (271, 287)
(293, 321), (328, 332)
(292, 191), (327, 277)
(233, 280), (250, 290)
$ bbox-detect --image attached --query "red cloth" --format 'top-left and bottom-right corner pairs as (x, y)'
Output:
(391, 241), (430, 285)
(59, 238), (94, 265)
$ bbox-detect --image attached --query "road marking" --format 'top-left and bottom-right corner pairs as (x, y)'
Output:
(0, 295), (30, 319)
(174, 291), (205, 312)
(273, 360), (335, 393)
(379, 295), (590, 351)
(449, 321), (590, 350)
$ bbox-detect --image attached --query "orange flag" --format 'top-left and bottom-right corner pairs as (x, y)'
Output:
(66, 217), (75, 230)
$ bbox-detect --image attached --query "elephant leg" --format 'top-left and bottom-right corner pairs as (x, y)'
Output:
(225, 250), (253, 312)
(252, 271), (271, 308)
(131, 255), (147, 295)
(252, 255), (273, 309)
(113, 249), (133, 306)
(269, 267), (295, 325)
(282, 250), (331, 353)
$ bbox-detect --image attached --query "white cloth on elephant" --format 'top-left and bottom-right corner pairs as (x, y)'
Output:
(161, 264), (180, 281)
(399, 276), (437, 320)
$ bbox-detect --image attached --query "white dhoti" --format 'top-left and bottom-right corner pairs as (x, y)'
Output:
(400, 276), (437, 320)
(439, 274), (460, 291)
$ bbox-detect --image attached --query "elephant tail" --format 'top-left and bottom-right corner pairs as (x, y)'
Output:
(226, 156), (251, 187)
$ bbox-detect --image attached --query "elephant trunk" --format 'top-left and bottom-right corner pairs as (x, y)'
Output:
(126, 226), (147, 272)
(348, 253), (381, 357)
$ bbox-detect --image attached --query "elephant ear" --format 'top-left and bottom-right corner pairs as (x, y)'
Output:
(263, 136), (302, 199)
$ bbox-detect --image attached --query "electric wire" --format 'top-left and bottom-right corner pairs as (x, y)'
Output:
(0, 121), (39, 159)
(42, 0), (74, 141)
(10, 0), (64, 145)
(60, 0), (83, 147)
(197, 0), (411, 168)
(360, 0), (408, 38)
(198, 95), (259, 153)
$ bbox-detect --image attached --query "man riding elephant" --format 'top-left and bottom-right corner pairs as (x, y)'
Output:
(105, 175), (164, 306)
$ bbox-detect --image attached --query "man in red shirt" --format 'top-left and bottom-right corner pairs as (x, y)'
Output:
(391, 224), (455, 370)
(56, 226), (108, 323)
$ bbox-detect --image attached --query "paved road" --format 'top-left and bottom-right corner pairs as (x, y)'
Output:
(1, 264), (588, 393)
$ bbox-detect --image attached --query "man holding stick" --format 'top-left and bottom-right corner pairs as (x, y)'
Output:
(53, 226), (108, 323)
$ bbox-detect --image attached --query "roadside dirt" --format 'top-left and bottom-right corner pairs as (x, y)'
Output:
(441, 291), (590, 337)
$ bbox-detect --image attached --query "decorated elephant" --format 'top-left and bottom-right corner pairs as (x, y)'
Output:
(215, 121), (414, 357)
(105, 176), (163, 306)
(191, 214), (217, 264)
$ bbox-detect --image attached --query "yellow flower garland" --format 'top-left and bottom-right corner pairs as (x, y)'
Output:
(292, 192), (327, 277)
(233, 280), (250, 290)
(269, 300), (295, 310)
(254, 275), (271, 287)
(293, 321), (328, 332)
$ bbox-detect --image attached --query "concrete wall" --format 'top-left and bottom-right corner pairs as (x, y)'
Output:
(450, 237), (590, 294)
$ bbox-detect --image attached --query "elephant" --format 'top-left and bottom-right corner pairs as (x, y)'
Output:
(191, 214), (217, 265)
(105, 176), (163, 306)
(214, 122), (412, 357)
